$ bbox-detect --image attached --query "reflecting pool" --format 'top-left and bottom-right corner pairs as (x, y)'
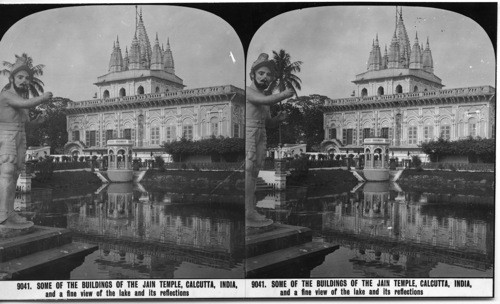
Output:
(256, 182), (494, 278)
(15, 183), (245, 279)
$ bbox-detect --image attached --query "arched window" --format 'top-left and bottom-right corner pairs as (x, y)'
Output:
(165, 119), (176, 142)
(365, 148), (371, 161)
(468, 117), (477, 137)
(182, 118), (194, 140)
(329, 128), (337, 140)
(155, 86), (160, 93)
(361, 88), (368, 97)
(137, 86), (144, 95)
(210, 117), (219, 136)
(440, 118), (451, 140)
(395, 85), (403, 94)
(407, 121), (418, 144)
(413, 86), (418, 92)
(377, 87), (384, 96)
(103, 90), (110, 99)
(150, 124), (161, 145)
(423, 119), (434, 142)
(119, 88), (126, 97)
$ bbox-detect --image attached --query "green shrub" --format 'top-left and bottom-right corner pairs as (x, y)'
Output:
(420, 137), (495, 163)
(162, 136), (244, 162)
(154, 156), (165, 171)
(411, 155), (422, 167)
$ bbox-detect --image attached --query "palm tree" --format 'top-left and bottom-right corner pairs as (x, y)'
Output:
(1, 53), (45, 97)
(269, 49), (303, 96)
(267, 50), (303, 146)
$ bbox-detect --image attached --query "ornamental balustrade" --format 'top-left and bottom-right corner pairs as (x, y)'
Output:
(324, 86), (494, 107)
(68, 85), (243, 109)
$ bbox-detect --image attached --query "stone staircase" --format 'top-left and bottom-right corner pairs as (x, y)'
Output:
(245, 223), (338, 278)
(0, 226), (98, 280)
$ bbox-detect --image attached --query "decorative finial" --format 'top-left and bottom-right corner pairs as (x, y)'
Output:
(395, 6), (398, 26)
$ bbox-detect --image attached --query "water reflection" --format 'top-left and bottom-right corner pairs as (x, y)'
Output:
(256, 182), (493, 278)
(15, 183), (245, 279)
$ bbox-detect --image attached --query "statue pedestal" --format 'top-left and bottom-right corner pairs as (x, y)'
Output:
(0, 226), (97, 280)
(0, 224), (34, 239)
(245, 223), (338, 278)
(16, 175), (32, 193)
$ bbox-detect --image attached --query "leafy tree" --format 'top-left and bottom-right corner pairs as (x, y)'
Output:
(1, 53), (45, 97)
(267, 95), (326, 151)
(26, 97), (71, 153)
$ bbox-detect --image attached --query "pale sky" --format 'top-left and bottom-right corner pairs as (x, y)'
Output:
(248, 5), (496, 99)
(0, 5), (244, 101)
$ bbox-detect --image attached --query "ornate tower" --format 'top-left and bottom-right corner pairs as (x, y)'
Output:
(367, 34), (383, 71)
(94, 7), (185, 98)
(163, 38), (175, 74)
(395, 8), (411, 68)
(422, 37), (434, 73)
(387, 30), (400, 69)
(352, 6), (443, 96)
(150, 33), (164, 70)
(409, 32), (423, 69)
(136, 8), (152, 69)
(128, 34), (141, 70)
(108, 37), (124, 73)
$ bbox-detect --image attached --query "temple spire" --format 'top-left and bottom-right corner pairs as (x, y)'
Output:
(128, 33), (141, 69)
(387, 30), (400, 68)
(150, 32), (164, 70)
(368, 34), (382, 71)
(422, 37), (434, 73)
(108, 35), (124, 73)
(163, 37), (175, 73)
(409, 31), (422, 69)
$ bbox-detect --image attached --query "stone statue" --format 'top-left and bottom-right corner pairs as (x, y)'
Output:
(0, 57), (52, 230)
(245, 53), (293, 228)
